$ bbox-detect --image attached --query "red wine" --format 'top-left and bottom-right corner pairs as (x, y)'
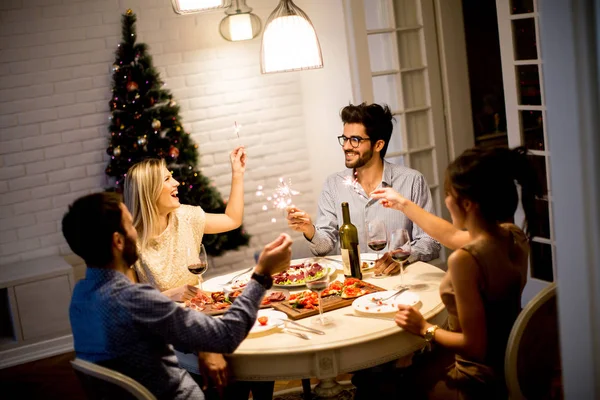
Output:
(392, 251), (411, 263)
(188, 262), (208, 275)
(368, 240), (387, 252)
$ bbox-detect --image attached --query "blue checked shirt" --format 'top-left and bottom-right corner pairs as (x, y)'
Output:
(69, 267), (265, 400)
(308, 160), (441, 262)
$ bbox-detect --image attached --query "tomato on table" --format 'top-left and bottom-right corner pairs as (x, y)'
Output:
(258, 316), (269, 326)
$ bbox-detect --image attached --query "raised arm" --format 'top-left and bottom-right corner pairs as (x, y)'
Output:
(371, 187), (471, 250)
(205, 146), (246, 234)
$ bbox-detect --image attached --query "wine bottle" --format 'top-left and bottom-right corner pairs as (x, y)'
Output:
(339, 202), (362, 279)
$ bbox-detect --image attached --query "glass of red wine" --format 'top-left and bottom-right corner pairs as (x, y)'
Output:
(389, 229), (411, 290)
(305, 271), (333, 326)
(367, 219), (387, 261)
(188, 244), (209, 291)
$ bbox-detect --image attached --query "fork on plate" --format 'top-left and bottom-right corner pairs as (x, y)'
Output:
(371, 287), (409, 303)
(223, 267), (254, 285)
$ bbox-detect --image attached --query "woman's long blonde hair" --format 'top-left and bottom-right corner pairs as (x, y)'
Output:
(124, 158), (166, 250)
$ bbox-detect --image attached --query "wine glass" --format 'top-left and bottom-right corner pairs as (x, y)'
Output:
(389, 229), (412, 290)
(367, 219), (387, 261)
(188, 244), (209, 291)
(305, 272), (333, 326)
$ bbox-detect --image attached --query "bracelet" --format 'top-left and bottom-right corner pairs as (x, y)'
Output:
(251, 272), (273, 290)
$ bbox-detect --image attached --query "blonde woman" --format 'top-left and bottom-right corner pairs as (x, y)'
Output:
(123, 145), (246, 397)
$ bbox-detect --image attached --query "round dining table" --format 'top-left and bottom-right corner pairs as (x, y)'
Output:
(203, 259), (447, 397)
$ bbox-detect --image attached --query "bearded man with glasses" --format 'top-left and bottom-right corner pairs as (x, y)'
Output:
(286, 102), (440, 274)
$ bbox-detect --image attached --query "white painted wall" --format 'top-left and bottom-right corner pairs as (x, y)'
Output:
(0, 0), (352, 278)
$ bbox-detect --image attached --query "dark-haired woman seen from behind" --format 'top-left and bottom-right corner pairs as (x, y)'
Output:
(370, 146), (541, 399)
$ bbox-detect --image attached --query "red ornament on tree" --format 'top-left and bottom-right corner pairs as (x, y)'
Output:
(169, 146), (179, 158)
(127, 80), (139, 92)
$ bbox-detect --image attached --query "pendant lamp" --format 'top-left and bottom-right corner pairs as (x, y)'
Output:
(172, 0), (229, 15)
(219, 0), (262, 41)
(260, 0), (324, 74)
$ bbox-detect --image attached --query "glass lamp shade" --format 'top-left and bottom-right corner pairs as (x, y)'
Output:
(260, 0), (323, 74)
(172, 0), (229, 15)
(220, 13), (262, 41)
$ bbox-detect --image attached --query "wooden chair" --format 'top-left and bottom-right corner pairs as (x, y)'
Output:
(71, 358), (157, 400)
(505, 283), (563, 400)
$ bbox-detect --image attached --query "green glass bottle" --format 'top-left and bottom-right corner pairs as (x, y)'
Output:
(339, 202), (362, 279)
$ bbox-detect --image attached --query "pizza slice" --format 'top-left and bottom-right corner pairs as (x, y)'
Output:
(341, 285), (368, 299)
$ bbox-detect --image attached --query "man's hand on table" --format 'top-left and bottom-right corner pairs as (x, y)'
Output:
(162, 284), (199, 302)
(198, 352), (229, 395)
(255, 233), (293, 276)
(285, 206), (315, 240)
(373, 252), (401, 276)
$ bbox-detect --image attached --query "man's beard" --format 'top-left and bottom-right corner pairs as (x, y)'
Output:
(123, 235), (139, 267)
(344, 147), (374, 169)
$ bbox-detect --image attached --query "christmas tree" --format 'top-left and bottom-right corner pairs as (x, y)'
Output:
(105, 9), (250, 256)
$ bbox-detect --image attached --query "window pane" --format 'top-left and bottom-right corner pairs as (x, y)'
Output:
(516, 65), (542, 105)
(527, 155), (548, 196)
(401, 69), (427, 109)
(510, 0), (534, 14)
(405, 110), (431, 148)
(397, 29), (423, 69)
(393, 0), (420, 28)
(530, 242), (554, 282)
(512, 18), (538, 60)
(410, 150), (436, 186)
(373, 74), (401, 111)
(386, 117), (405, 155)
(520, 110), (544, 150)
(530, 198), (551, 239)
(365, 0), (394, 30)
(368, 33), (398, 72)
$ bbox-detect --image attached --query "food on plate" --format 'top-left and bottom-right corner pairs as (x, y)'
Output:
(272, 261), (327, 286)
(321, 281), (343, 297)
(184, 291), (230, 312)
(227, 289), (287, 306)
(230, 276), (250, 290)
(340, 277), (368, 299)
(257, 316), (269, 326)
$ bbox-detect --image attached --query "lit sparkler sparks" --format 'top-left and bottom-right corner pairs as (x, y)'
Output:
(233, 121), (241, 139)
(342, 170), (362, 196)
(256, 177), (300, 223)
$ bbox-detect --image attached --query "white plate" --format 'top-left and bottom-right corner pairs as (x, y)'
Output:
(360, 253), (379, 271)
(352, 290), (420, 314)
(250, 309), (288, 334)
(272, 258), (337, 288)
(202, 270), (253, 293)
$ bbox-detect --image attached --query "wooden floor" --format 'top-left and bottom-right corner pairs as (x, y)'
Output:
(0, 351), (352, 399)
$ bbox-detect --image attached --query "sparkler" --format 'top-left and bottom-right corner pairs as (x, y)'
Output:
(233, 121), (241, 140)
(256, 177), (300, 223)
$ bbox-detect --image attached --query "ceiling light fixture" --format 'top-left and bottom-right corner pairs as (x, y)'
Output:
(260, 0), (324, 74)
(219, 0), (262, 41)
(172, 0), (229, 15)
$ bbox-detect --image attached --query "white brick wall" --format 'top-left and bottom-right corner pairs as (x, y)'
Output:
(0, 0), (356, 276)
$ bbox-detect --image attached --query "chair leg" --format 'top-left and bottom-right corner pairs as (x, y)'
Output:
(301, 378), (312, 400)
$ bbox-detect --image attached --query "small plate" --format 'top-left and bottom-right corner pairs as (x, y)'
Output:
(351, 290), (420, 314)
(250, 309), (288, 334)
(360, 253), (379, 271)
(202, 270), (252, 293)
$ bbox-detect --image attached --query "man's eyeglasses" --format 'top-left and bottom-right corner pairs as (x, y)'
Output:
(337, 135), (371, 148)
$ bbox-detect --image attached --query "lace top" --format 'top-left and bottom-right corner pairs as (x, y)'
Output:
(134, 205), (206, 292)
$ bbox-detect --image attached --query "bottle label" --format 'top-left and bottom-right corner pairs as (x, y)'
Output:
(341, 248), (352, 276)
(341, 246), (361, 277)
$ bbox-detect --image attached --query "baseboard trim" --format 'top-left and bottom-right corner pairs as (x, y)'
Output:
(0, 334), (74, 369)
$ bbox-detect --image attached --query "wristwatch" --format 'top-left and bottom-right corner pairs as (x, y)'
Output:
(423, 325), (439, 343)
(251, 272), (273, 290)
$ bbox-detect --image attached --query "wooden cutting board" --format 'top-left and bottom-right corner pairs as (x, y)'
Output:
(271, 281), (386, 320)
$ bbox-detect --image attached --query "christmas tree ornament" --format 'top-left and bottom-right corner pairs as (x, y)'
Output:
(126, 8), (133, 15)
(112, 64), (120, 72)
(176, 126), (181, 132)
(170, 100), (177, 107)
(152, 119), (161, 130)
(169, 146), (179, 158)
(127, 80), (139, 92)
(120, 124), (125, 129)
(113, 146), (121, 157)
(137, 136), (147, 146)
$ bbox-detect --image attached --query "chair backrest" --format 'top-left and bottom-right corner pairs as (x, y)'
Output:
(505, 283), (562, 400)
(71, 358), (157, 400)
